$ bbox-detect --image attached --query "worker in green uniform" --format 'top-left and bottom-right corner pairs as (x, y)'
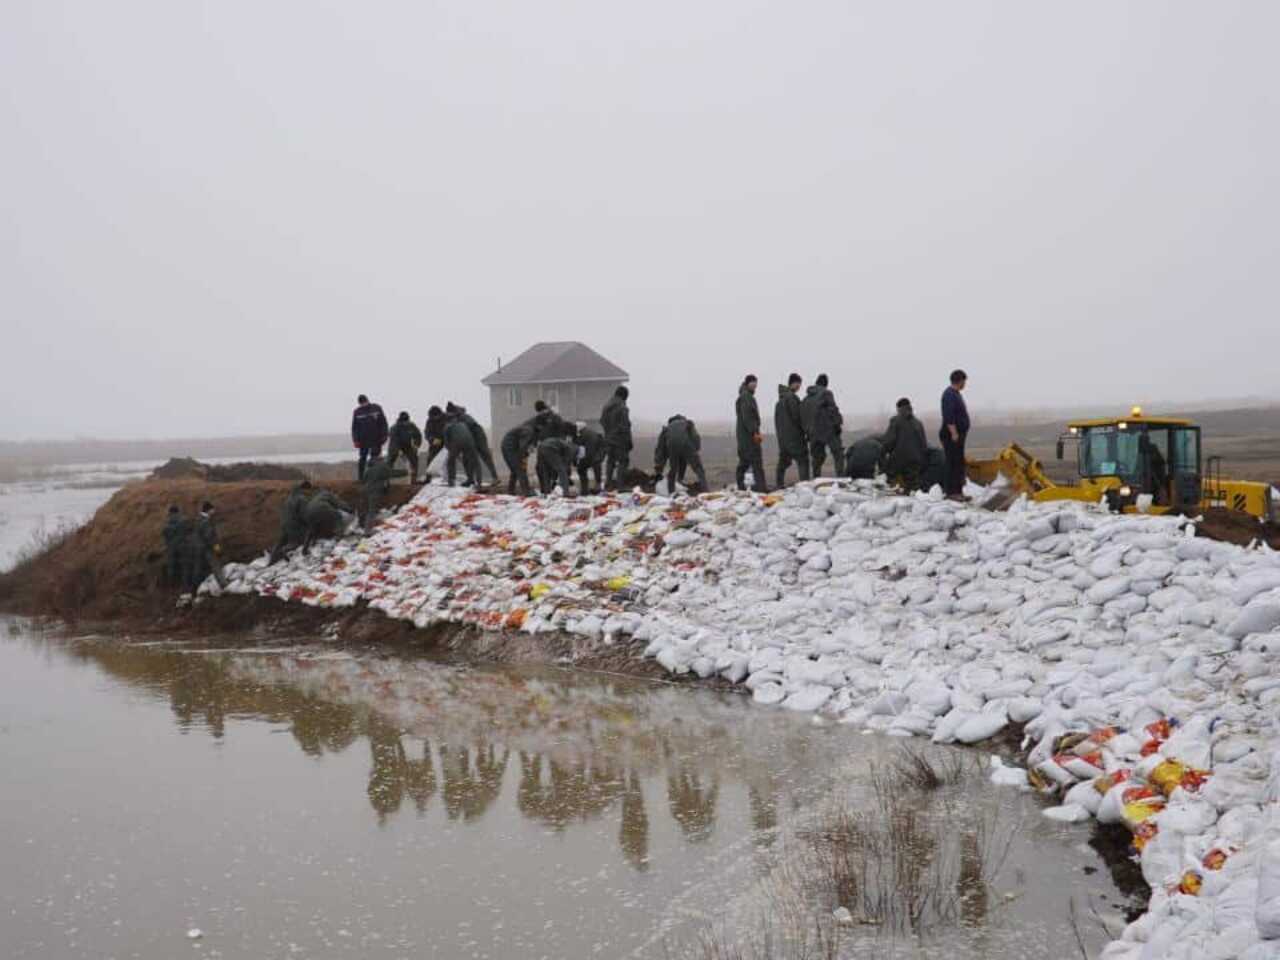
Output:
(575, 425), (607, 494)
(448, 403), (500, 485)
(162, 505), (190, 587)
(501, 418), (540, 496)
(301, 489), (355, 555)
(184, 501), (227, 593)
(774, 374), (809, 488)
(875, 397), (929, 491)
(735, 375), (767, 492)
(443, 417), (481, 488)
(421, 406), (448, 475)
(654, 415), (708, 495)
(600, 386), (633, 490)
(386, 412), (423, 484)
(269, 481), (313, 565)
(536, 435), (577, 496)
(845, 437), (883, 480)
(802, 374), (844, 478)
(361, 456), (392, 532)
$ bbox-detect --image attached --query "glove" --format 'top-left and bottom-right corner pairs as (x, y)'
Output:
(753, 433), (764, 445)
(213, 544), (222, 557)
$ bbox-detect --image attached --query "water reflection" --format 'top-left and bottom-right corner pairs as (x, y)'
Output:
(60, 639), (836, 872)
(1, 629), (1137, 960)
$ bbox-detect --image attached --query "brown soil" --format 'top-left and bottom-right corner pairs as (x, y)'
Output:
(0, 477), (418, 622)
(1195, 507), (1280, 550)
(151, 456), (309, 483)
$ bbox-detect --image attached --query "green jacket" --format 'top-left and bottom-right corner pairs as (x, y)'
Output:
(876, 408), (928, 475)
(774, 385), (807, 456)
(655, 416), (700, 471)
(600, 395), (632, 450)
(389, 418), (422, 450)
(458, 412), (490, 450)
(185, 512), (218, 556)
(735, 384), (762, 458)
(802, 385), (843, 442)
(363, 459), (392, 492)
(444, 419), (478, 453)
(577, 427), (607, 466)
(280, 485), (311, 538)
(162, 514), (188, 550)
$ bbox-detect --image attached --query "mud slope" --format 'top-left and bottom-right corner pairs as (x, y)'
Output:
(0, 478), (417, 621)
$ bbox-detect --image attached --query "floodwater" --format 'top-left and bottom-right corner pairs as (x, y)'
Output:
(0, 620), (1137, 959)
(0, 452), (350, 571)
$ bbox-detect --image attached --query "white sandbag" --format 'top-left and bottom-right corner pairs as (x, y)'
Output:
(908, 680), (953, 717)
(752, 683), (786, 706)
(1097, 782), (1129, 825)
(930, 707), (972, 745)
(1226, 603), (1280, 640)
(1257, 838), (1280, 940)
(782, 685), (833, 712)
(1008, 697), (1044, 723)
(1088, 575), (1133, 605)
(954, 710), (1008, 745)
(1042, 803), (1091, 823)
(1065, 780), (1104, 815)
(867, 691), (909, 716)
(1234, 569), (1280, 607)
(989, 756), (1030, 789)
(1214, 877), (1259, 933)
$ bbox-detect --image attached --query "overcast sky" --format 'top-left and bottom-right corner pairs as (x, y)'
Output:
(3, 1), (1277, 441)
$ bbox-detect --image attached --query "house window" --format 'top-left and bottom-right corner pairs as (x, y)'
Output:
(507, 387), (523, 408)
(543, 387), (559, 411)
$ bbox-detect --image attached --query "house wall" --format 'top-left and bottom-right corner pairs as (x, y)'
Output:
(487, 379), (627, 467)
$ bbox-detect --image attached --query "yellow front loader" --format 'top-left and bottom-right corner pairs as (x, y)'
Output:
(967, 409), (1279, 522)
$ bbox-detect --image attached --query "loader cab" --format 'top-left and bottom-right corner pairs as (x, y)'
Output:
(1057, 411), (1201, 510)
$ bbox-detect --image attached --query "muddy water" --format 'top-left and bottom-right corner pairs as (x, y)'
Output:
(0, 620), (1136, 959)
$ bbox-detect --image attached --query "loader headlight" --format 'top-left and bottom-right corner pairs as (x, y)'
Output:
(1117, 422), (1128, 431)
(1119, 485), (1132, 498)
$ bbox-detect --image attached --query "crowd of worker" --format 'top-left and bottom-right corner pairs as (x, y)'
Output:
(167, 372), (970, 597)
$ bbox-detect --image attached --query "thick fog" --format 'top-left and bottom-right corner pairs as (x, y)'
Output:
(3, 0), (1277, 440)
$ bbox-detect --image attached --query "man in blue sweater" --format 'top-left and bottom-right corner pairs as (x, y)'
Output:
(939, 369), (970, 499)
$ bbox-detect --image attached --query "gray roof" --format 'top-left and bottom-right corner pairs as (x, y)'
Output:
(482, 341), (629, 386)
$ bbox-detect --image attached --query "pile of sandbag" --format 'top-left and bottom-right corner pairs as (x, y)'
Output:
(214, 477), (1280, 957)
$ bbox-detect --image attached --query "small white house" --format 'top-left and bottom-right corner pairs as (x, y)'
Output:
(482, 342), (629, 443)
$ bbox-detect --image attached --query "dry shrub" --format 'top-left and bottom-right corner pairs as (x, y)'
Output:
(676, 745), (1018, 959)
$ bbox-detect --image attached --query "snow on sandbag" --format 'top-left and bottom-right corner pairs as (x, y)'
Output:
(1257, 838), (1280, 940)
(1226, 602), (1280, 641)
(954, 709), (1008, 745)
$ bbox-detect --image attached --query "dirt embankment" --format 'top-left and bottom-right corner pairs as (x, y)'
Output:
(0, 477), (417, 622)
(0, 475), (676, 679)
(1194, 507), (1280, 550)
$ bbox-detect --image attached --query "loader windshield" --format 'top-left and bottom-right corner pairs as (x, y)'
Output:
(1078, 426), (1142, 480)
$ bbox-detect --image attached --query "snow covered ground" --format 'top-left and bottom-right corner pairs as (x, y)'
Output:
(218, 479), (1280, 959)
